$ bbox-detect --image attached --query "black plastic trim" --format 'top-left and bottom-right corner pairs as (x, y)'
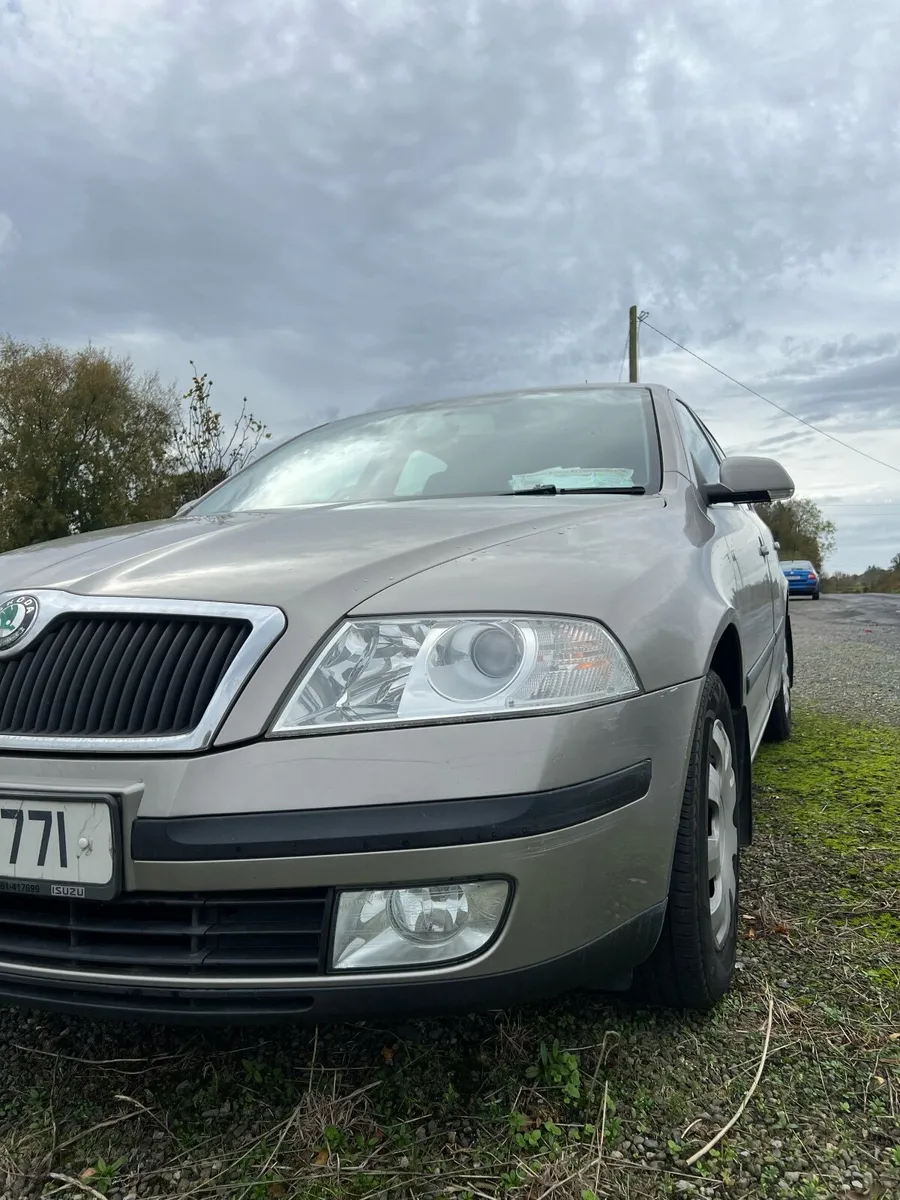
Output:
(746, 627), (778, 694)
(0, 901), (667, 1025)
(131, 760), (652, 862)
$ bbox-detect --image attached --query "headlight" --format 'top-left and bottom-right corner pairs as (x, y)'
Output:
(331, 880), (510, 971)
(271, 613), (640, 734)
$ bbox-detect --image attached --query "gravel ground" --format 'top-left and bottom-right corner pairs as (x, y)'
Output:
(0, 610), (897, 1200)
(791, 593), (900, 725)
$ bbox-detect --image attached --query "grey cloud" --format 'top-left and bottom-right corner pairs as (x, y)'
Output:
(3, 0), (900, 417)
(818, 504), (900, 573)
(763, 355), (900, 429)
(1, 0), (900, 562)
(774, 333), (900, 379)
(749, 428), (815, 455)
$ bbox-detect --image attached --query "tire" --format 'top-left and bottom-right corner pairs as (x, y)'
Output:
(763, 629), (793, 744)
(812, 591), (820, 601)
(631, 671), (739, 1011)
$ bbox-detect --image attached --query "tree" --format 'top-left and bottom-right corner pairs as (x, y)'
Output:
(170, 362), (269, 506)
(821, 557), (900, 595)
(754, 497), (836, 573)
(0, 337), (179, 552)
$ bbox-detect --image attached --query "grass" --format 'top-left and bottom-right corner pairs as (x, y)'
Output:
(753, 712), (900, 992)
(0, 708), (898, 1200)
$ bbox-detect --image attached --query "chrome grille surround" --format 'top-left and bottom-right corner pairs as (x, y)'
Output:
(0, 591), (285, 754)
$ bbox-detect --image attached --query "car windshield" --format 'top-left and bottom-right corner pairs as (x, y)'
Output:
(190, 386), (661, 513)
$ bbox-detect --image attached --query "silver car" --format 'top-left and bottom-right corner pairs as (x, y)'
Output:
(0, 384), (794, 1021)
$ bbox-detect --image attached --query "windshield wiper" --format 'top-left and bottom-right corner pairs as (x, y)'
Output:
(507, 485), (646, 496)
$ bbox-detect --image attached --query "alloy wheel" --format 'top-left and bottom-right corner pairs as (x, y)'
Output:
(707, 718), (738, 949)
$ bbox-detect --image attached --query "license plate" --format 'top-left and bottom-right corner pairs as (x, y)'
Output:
(0, 795), (117, 899)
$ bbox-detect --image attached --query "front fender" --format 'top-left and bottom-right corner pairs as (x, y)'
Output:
(353, 504), (739, 695)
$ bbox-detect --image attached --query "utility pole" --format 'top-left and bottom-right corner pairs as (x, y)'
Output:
(628, 305), (639, 382)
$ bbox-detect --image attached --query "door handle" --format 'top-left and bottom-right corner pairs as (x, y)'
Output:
(758, 542), (770, 557)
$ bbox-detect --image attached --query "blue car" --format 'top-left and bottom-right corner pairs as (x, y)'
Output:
(781, 558), (820, 600)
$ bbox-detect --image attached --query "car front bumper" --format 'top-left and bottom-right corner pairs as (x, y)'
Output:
(0, 678), (703, 1022)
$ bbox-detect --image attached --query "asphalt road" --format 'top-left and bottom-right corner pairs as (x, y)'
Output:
(794, 591), (900, 629)
(789, 591), (900, 723)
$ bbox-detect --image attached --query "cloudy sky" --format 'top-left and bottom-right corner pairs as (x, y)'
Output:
(2, 0), (900, 572)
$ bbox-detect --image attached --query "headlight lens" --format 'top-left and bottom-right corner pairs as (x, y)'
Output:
(332, 880), (510, 971)
(271, 613), (640, 734)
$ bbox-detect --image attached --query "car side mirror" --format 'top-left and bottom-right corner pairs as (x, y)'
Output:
(701, 456), (795, 506)
(773, 541), (780, 551)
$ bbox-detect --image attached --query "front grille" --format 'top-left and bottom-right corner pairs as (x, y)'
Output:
(0, 615), (251, 738)
(0, 890), (331, 977)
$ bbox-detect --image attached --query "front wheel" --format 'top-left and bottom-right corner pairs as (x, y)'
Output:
(631, 671), (740, 1011)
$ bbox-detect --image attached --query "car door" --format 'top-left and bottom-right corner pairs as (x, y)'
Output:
(672, 400), (776, 747)
(744, 504), (786, 698)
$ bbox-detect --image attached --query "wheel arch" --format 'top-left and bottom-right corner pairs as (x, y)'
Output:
(708, 622), (753, 848)
(708, 622), (743, 712)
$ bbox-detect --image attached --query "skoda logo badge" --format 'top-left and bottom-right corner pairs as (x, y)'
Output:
(0, 595), (39, 652)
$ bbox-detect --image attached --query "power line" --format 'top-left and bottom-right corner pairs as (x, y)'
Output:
(639, 317), (900, 479)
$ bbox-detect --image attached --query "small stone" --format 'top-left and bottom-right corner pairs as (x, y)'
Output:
(851, 1182), (864, 1192)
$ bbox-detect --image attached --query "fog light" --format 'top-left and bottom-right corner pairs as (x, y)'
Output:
(331, 880), (509, 971)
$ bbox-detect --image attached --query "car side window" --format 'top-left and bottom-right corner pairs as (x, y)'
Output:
(697, 417), (726, 461)
(674, 401), (722, 485)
